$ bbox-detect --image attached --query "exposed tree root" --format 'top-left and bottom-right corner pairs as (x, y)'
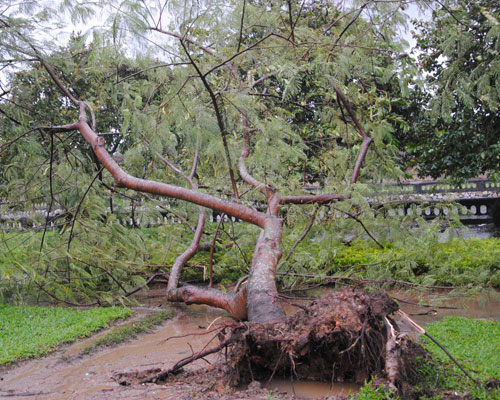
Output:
(222, 288), (402, 388)
(113, 288), (436, 397)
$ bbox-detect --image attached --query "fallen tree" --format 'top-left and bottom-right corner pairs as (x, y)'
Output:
(1, 0), (438, 392)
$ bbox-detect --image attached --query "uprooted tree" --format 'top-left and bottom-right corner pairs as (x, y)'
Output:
(1, 0), (435, 391)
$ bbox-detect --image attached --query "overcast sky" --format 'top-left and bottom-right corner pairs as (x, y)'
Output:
(1, 1), (431, 88)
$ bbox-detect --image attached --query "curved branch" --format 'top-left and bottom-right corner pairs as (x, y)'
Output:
(168, 284), (248, 320)
(76, 117), (266, 226)
(156, 149), (206, 292)
(332, 85), (373, 184)
(166, 211), (206, 293)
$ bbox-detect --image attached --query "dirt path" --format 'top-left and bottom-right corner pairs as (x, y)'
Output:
(0, 305), (235, 400)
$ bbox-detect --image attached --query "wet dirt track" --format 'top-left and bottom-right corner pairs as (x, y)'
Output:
(0, 304), (230, 400)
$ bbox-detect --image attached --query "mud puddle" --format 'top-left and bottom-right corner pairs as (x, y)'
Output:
(1, 290), (499, 400)
(390, 289), (500, 325)
(263, 379), (360, 398)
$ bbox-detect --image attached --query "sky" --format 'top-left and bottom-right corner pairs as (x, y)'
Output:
(0, 0), (431, 89)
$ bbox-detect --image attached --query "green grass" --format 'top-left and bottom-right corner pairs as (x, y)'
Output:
(80, 309), (173, 355)
(424, 316), (500, 379)
(418, 316), (500, 399)
(0, 305), (131, 365)
(353, 316), (500, 399)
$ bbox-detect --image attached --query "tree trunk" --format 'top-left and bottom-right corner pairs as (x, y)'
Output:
(246, 217), (286, 323)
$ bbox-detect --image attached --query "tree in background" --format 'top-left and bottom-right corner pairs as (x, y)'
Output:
(398, 0), (500, 181)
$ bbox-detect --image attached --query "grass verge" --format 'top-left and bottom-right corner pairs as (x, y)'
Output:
(423, 316), (500, 380)
(0, 305), (131, 365)
(354, 316), (500, 399)
(80, 309), (173, 355)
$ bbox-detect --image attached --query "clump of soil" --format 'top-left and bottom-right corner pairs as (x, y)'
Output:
(223, 288), (403, 387)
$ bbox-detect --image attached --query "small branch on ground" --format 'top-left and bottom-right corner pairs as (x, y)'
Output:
(397, 310), (479, 385)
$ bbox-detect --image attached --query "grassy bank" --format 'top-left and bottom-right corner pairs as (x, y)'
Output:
(0, 305), (131, 365)
(355, 316), (500, 399)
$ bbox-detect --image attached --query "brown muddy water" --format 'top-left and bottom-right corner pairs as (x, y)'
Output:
(1, 290), (499, 400)
(264, 380), (360, 398)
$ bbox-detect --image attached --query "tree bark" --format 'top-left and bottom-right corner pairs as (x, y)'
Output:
(246, 217), (286, 323)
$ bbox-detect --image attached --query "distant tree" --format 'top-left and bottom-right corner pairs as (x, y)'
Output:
(398, 0), (500, 181)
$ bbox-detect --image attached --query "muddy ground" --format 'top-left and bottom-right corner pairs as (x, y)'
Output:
(0, 303), (307, 400)
(1, 290), (499, 400)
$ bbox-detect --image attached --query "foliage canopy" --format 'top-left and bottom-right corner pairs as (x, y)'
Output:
(1, 0), (497, 307)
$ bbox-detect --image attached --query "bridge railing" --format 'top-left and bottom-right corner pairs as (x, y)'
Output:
(2, 179), (500, 232)
(375, 179), (500, 195)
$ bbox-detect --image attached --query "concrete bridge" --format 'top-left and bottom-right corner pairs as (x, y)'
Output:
(1, 179), (500, 231)
(369, 178), (500, 225)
